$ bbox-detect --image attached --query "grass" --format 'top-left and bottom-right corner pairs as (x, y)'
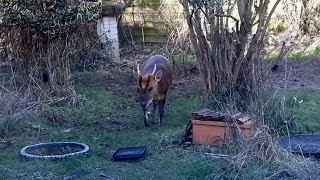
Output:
(285, 89), (320, 132)
(1, 69), (320, 179)
(261, 88), (320, 135)
(266, 46), (320, 59)
(0, 77), (216, 179)
(266, 45), (320, 60)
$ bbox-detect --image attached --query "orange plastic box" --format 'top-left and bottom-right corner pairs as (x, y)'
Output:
(191, 120), (253, 146)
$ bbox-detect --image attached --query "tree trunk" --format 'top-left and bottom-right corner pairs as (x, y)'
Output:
(180, 0), (282, 101)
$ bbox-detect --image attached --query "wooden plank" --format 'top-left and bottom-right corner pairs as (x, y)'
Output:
(121, 20), (180, 24)
(120, 27), (168, 36)
(191, 109), (226, 121)
(117, 0), (183, 43)
(131, 35), (168, 43)
(237, 115), (251, 124)
(231, 112), (252, 124)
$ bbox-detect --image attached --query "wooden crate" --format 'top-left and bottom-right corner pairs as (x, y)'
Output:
(191, 120), (253, 146)
(189, 109), (254, 146)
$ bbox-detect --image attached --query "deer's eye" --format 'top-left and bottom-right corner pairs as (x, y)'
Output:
(148, 87), (153, 92)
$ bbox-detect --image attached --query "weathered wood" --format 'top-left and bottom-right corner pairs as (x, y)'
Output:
(191, 108), (225, 121)
(190, 108), (254, 124)
(119, 0), (182, 43)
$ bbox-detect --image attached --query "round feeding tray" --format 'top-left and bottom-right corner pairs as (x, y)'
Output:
(20, 142), (89, 160)
(278, 134), (320, 159)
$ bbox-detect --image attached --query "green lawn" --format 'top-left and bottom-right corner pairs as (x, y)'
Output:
(1, 70), (320, 179)
(0, 79), (220, 179)
(266, 46), (320, 59)
(286, 89), (320, 132)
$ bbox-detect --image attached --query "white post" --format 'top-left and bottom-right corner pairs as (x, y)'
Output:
(97, 16), (120, 62)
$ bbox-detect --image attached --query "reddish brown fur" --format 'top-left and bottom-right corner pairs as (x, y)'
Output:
(136, 55), (172, 126)
(137, 55), (172, 101)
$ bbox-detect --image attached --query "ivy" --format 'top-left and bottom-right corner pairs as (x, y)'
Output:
(0, 0), (101, 42)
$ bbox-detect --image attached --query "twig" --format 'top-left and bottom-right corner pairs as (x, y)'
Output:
(28, 74), (43, 91)
(209, 14), (239, 23)
(263, 42), (289, 81)
(179, 148), (235, 162)
(0, 85), (19, 97)
(204, 152), (234, 159)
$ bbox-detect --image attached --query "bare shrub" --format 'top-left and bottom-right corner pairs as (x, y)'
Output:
(272, 0), (320, 36)
(165, 19), (196, 75)
(179, 0), (285, 101)
(0, 0), (103, 99)
(300, 0), (320, 35)
(0, 0), (105, 132)
(0, 77), (87, 127)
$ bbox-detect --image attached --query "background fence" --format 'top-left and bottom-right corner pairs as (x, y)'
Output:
(118, 0), (183, 44)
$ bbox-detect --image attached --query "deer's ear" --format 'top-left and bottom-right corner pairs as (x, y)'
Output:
(155, 70), (162, 83)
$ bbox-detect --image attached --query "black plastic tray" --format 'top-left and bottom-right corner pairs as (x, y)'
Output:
(278, 134), (320, 159)
(112, 146), (147, 161)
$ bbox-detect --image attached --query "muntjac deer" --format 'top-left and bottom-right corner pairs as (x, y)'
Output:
(136, 55), (173, 127)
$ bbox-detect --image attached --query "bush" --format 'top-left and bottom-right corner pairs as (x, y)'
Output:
(0, 0), (102, 96)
